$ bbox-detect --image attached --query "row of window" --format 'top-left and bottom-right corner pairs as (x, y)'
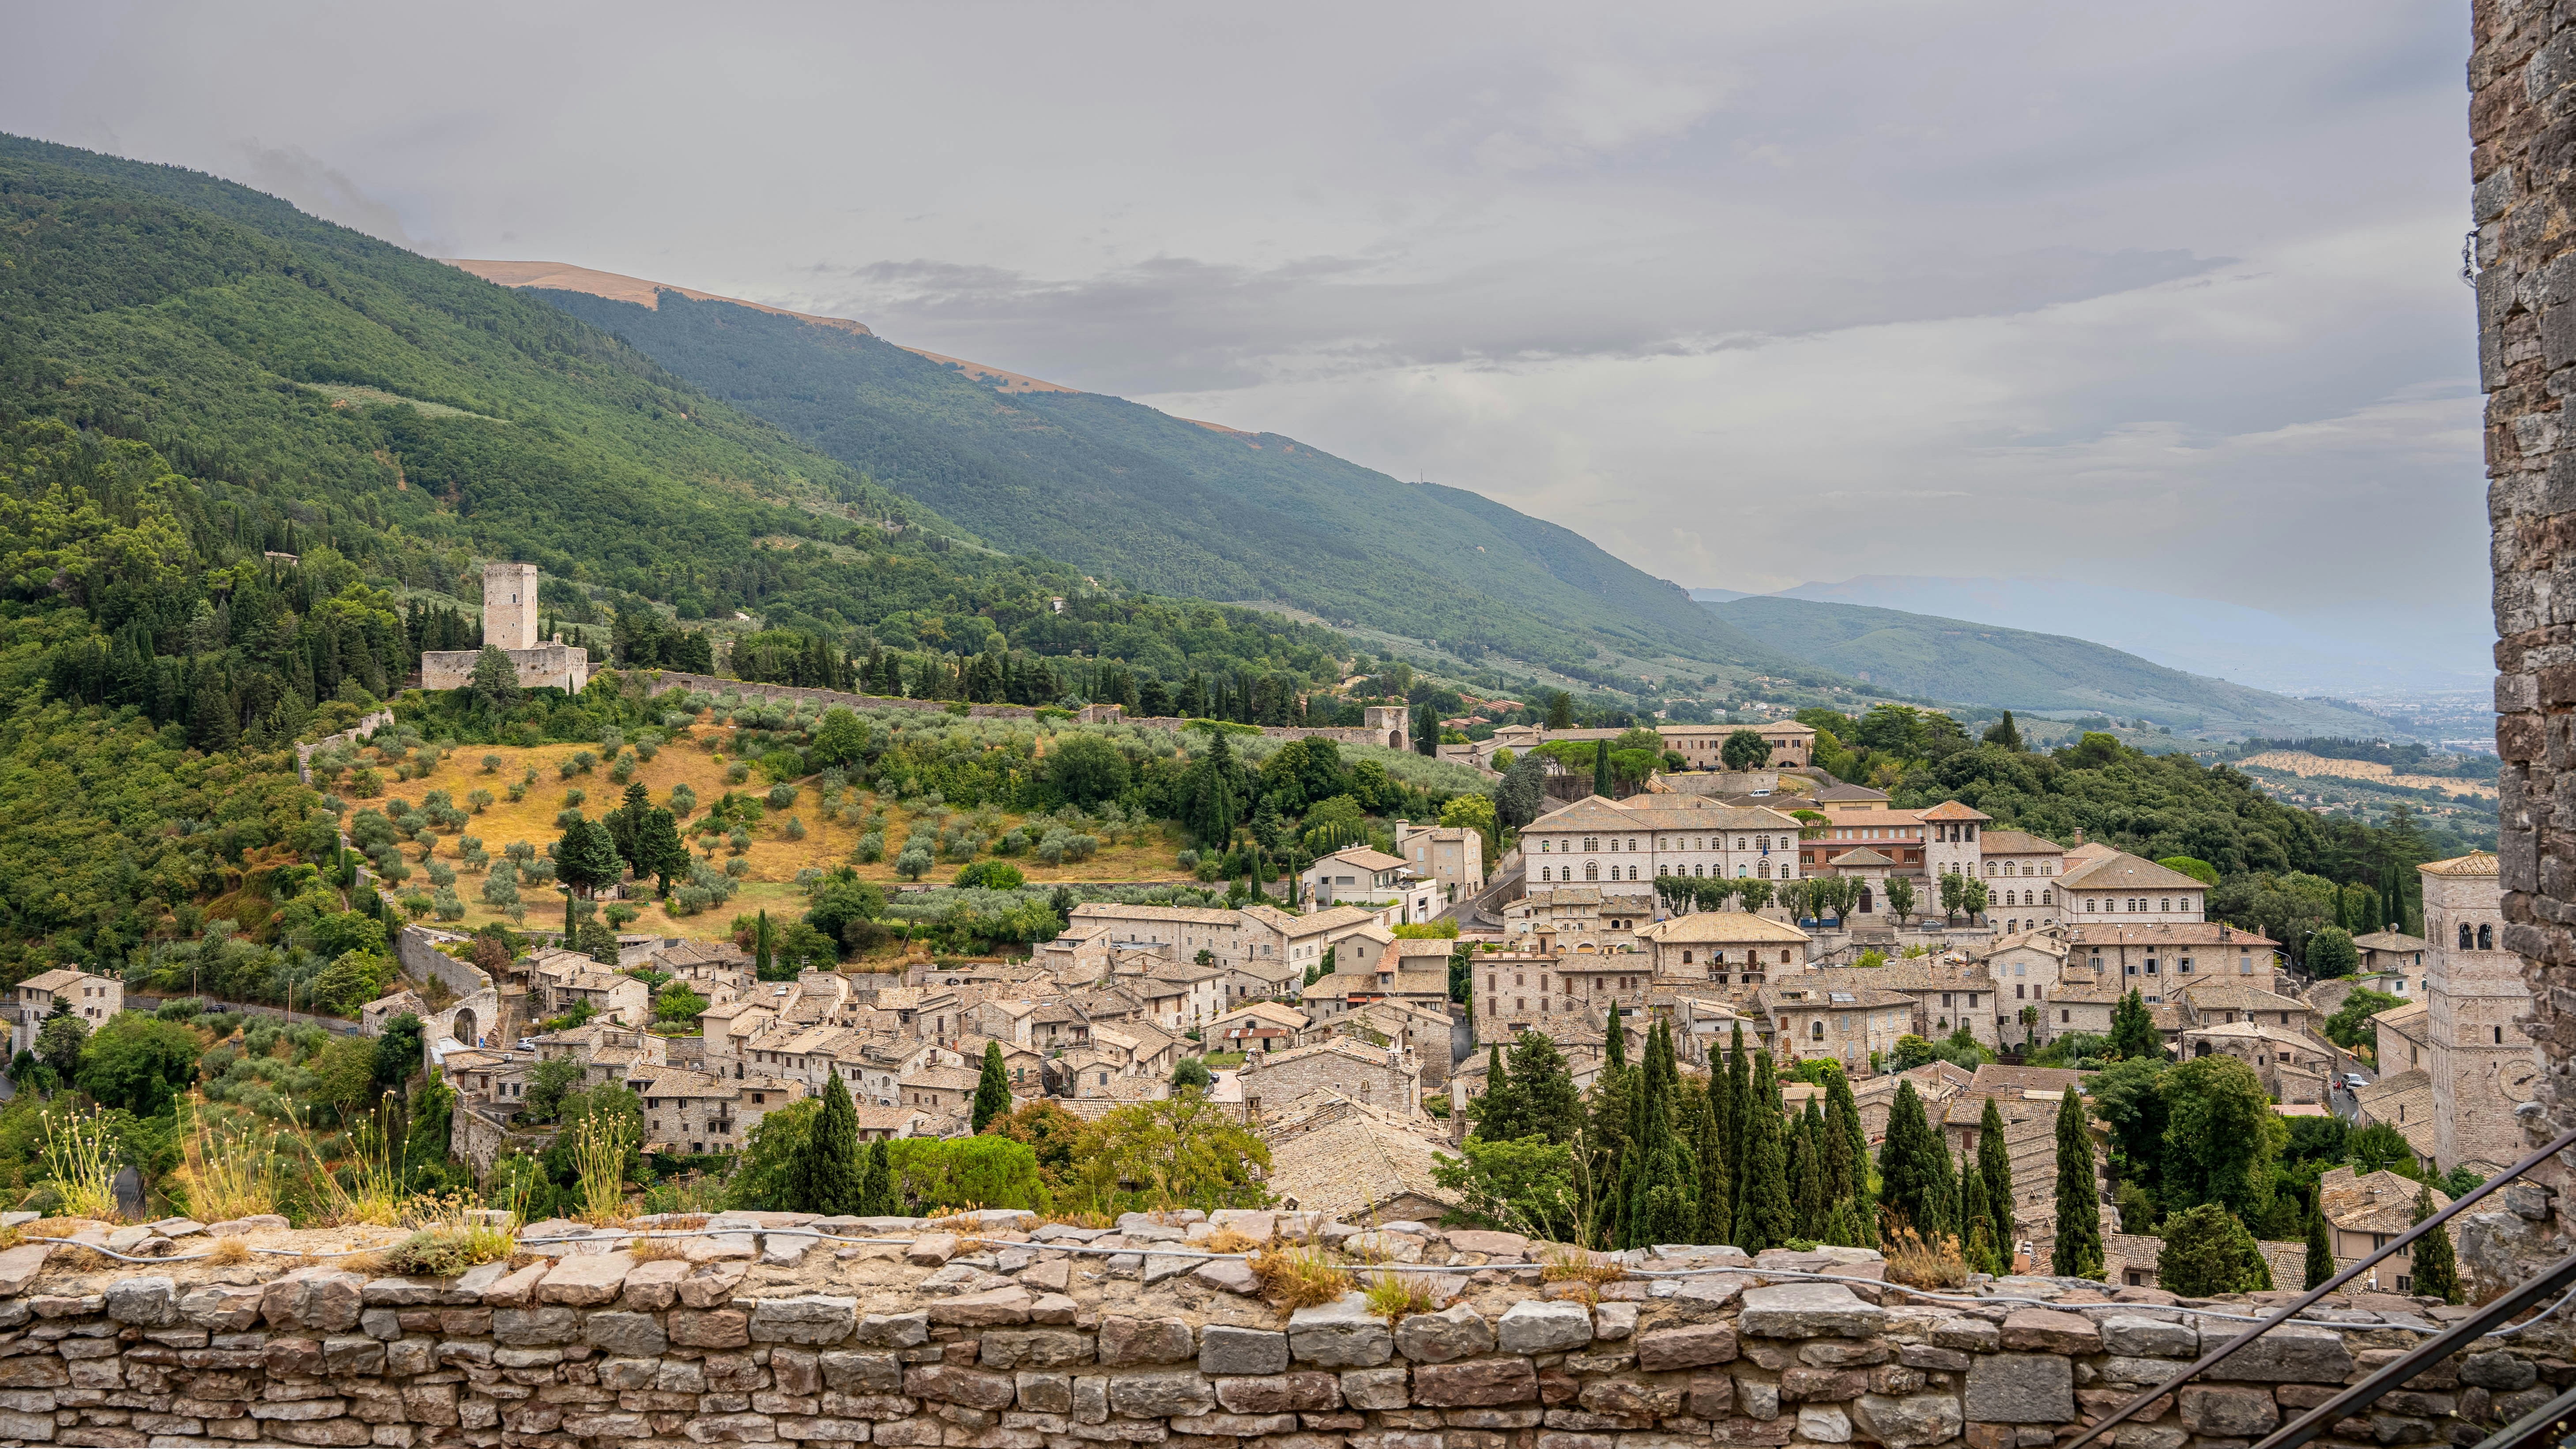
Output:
(2458, 922), (2495, 950)
(1539, 861), (1788, 882)
(2082, 896), (2191, 913)
(1541, 835), (1778, 853)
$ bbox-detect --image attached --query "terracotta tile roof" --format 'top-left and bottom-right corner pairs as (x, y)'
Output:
(2353, 1068), (2434, 1136)
(1758, 982), (1914, 1011)
(1918, 800), (1992, 822)
(2420, 851), (2500, 877)
(2352, 930), (2428, 952)
(1979, 830), (2063, 854)
(2319, 1166), (2449, 1234)
(1262, 1100), (1454, 1221)
(900, 1065), (984, 1093)
(1071, 902), (1243, 926)
(2059, 851), (2210, 893)
(1826, 847), (1898, 868)
(1969, 1064), (2089, 1095)
(1814, 784), (1889, 802)
(2063, 922), (2279, 948)
(1637, 911), (1811, 945)
(2372, 999), (2429, 1042)
(1316, 847), (1409, 872)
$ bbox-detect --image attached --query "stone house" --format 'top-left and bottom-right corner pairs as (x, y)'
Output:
(2318, 1166), (2453, 1293)
(951, 1034), (1047, 1095)
(417, 563), (591, 693)
(1263, 1097), (1455, 1223)
(1206, 1001), (1314, 1056)
(2062, 922), (2281, 1003)
(551, 969), (650, 1027)
(2352, 1068), (2440, 1168)
(633, 1067), (805, 1156)
(2181, 1020), (2335, 1104)
(1758, 979), (1915, 1076)
(1503, 887), (1653, 953)
(1633, 909), (1810, 989)
(897, 1064), (986, 1122)
(1239, 1037), (1421, 1117)
(1394, 820), (1486, 901)
(8, 967), (125, 1057)
(2056, 847), (2208, 925)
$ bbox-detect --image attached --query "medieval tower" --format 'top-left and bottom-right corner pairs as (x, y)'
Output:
(483, 561), (539, 651)
(2422, 851), (2536, 1173)
(417, 562), (589, 693)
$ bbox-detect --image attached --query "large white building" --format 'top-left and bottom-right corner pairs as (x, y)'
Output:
(1521, 794), (1808, 888)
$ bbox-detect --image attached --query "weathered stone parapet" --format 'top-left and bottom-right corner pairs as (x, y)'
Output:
(0, 1211), (2553, 1449)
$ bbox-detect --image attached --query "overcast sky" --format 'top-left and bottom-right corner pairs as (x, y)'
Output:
(3, 2), (2487, 681)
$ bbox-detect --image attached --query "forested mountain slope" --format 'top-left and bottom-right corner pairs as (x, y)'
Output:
(468, 271), (1796, 686)
(1710, 595), (2392, 736)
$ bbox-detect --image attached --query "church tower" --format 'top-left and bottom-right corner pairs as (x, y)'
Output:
(2421, 851), (2535, 1171)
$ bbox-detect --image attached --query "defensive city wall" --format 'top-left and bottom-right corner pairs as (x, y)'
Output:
(0, 1210), (2552, 1449)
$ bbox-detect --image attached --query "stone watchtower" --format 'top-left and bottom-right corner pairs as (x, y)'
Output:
(484, 561), (539, 651)
(416, 561), (588, 693)
(1364, 704), (1409, 751)
(2422, 850), (2537, 1172)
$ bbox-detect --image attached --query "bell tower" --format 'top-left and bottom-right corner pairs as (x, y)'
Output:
(484, 562), (539, 651)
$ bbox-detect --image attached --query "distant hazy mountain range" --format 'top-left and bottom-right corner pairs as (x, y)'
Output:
(1735, 576), (2489, 696)
(1698, 589), (2405, 737)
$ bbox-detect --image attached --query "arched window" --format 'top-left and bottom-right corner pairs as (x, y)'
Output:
(1585, 862), (1599, 881)
(2479, 923), (2494, 951)
(1756, 835), (1772, 852)
(1810, 1020), (1825, 1040)
(2460, 923), (2474, 950)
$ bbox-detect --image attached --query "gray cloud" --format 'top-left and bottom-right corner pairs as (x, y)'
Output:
(0, 0), (2491, 681)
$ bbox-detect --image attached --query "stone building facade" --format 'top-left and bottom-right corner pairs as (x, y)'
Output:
(2421, 851), (2539, 1171)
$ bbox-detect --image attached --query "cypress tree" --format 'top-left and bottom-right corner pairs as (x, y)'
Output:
(1825, 1065), (1874, 1246)
(857, 1138), (897, 1216)
(1793, 1099), (1827, 1239)
(1638, 1021), (1698, 1246)
(2303, 1194), (2336, 1290)
(1878, 1080), (1949, 1239)
(2410, 1182), (2459, 1303)
(563, 889), (576, 943)
(1473, 1045), (1521, 1141)
(973, 1042), (1013, 1132)
(1727, 1026), (1753, 1219)
(2051, 1082), (2105, 1279)
(1605, 1002), (1627, 1071)
(1820, 1073), (1857, 1208)
(755, 909), (774, 979)
(1695, 1067), (1733, 1245)
(1615, 1024), (1652, 1249)
(1594, 738), (1613, 797)
(1586, 1054), (1638, 1247)
(787, 1073), (865, 1215)
(1961, 1147), (2000, 1273)
(1741, 1052), (1796, 1252)
(1977, 1097), (2016, 1266)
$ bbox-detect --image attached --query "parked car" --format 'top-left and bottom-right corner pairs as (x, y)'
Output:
(2344, 1072), (2369, 1090)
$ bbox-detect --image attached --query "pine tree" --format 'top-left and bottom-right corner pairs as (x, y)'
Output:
(2051, 1082), (2105, 1279)
(2303, 1194), (2336, 1290)
(857, 1138), (897, 1216)
(1878, 1080), (1949, 1238)
(2110, 989), (2162, 1061)
(1977, 1097), (2016, 1267)
(1741, 1052), (1796, 1252)
(2410, 1182), (2460, 1303)
(1961, 1148), (2001, 1274)
(1510, 1031), (1585, 1145)
(973, 1042), (1013, 1132)
(787, 1073), (865, 1215)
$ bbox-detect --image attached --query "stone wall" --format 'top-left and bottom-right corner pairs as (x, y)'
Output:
(0, 1211), (2550, 1449)
(294, 710), (397, 785)
(2471, 0), (2576, 1257)
(640, 676), (1412, 751)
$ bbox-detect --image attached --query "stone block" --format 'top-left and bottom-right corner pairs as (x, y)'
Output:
(1963, 1355), (2073, 1424)
(621, 1257), (692, 1311)
(1110, 1371), (1217, 1419)
(1998, 1308), (2098, 1355)
(1393, 1305), (1491, 1364)
(264, 1267), (365, 1332)
(104, 1275), (177, 1326)
(585, 1310), (669, 1357)
(2207, 1325), (2352, 1385)
(1737, 1284), (1885, 1339)
(753, 1295), (862, 1344)
(856, 1311), (932, 1348)
(1288, 1295), (1393, 1367)
(1575, 1379), (1677, 1418)
(2180, 1385), (2281, 1438)
(2463, 1352), (2539, 1392)
(1102, 1316), (1198, 1366)
(1797, 1404), (1853, 1443)
(909, 1234), (960, 1266)
(1202, 1327), (1292, 1377)
(907, 1365), (1018, 1411)
(1852, 1392), (1964, 1449)
(535, 1251), (633, 1306)
(931, 1287), (1036, 1327)
(1496, 1300), (1594, 1355)
(1340, 1367), (1411, 1411)
(982, 1329), (1096, 1371)
(1592, 1302), (1637, 1341)
(673, 1308), (754, 1348)
(1635, 1323), (1739, 1373)
(2099, 1315), (2197, 1359)
(490, 1306), (581, 1346)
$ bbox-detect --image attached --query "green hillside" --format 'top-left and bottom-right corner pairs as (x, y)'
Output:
(1710, 595), (2397, 737)
(504, 284), (1794, 687)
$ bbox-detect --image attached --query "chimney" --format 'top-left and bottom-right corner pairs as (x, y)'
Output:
(2074, 828), (2085, 845)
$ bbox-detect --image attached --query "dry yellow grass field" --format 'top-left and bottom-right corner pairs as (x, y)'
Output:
(2238, 750), (2498, 801)
(350, 723), (1193, 941)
